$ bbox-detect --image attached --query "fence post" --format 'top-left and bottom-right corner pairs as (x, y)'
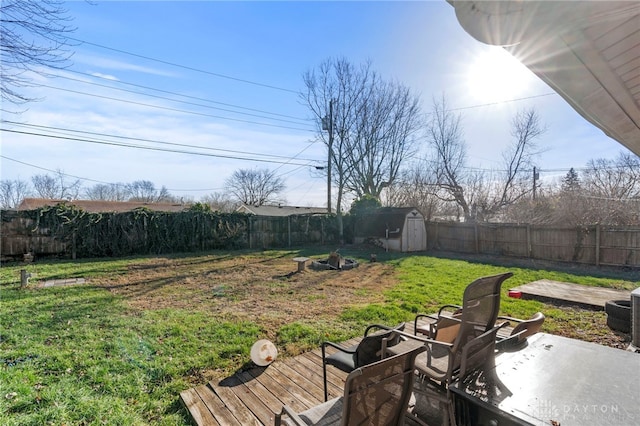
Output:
(72, 230), (77, 260)
(288, 216), (291, 247)
(20, 269), (31, 288)
(595, 224), (600, 267)
(474, 223), (479, 253)
(527, 225), (532, 258)
(434, 222), (439, 250)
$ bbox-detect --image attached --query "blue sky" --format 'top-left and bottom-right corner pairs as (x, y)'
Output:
(1, 0), (632, 207)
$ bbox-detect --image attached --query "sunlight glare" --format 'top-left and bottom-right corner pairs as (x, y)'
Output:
(466, 48), (533, 104)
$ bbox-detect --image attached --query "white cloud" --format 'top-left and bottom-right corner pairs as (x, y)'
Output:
(90, 72), (119, 81)
(73, 52), (178, 78)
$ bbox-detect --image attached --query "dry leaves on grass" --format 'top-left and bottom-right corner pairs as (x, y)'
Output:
(98, 254), (398, 333)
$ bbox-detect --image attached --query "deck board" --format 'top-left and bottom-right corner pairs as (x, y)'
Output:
(181, 386), (219, 426)
(209, 379), (259, 426)
(509, 279), (631, 310)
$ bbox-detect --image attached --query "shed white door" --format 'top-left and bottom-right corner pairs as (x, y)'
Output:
(406, 217), (425, 252)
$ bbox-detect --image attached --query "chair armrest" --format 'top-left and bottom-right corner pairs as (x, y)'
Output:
(364, 323), (393, 336)
(415, 313), (438, 322)
(414, 313), (438, 335)
(386, 329), (454, 350)
(274, 405), (307, 426)
(321, 340), (355, 354)
(414, 305), (462, 328)
(437, 304), (462, 317)
(497, 315), (524, 324)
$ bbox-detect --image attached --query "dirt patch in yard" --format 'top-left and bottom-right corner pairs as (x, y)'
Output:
(96, 251), (634, 350)
(99, 253), (398, 338)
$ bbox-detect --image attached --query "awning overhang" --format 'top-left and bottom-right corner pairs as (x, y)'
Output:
(448, 0), (640, 157)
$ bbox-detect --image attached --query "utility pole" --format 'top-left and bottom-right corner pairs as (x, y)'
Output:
(322, 99), (334, 214)
(533, 166), (539, 199)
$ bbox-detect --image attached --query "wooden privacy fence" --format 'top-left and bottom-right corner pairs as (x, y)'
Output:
(2, 207), (638, 268)
(247, 215), (335, 249)
(427, 222), (640, 268)
(0, 208), (337, 261)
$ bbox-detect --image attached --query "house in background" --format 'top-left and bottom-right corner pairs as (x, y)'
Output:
(353, 207), (427, 252)
(236, 204), (330, 217)
(16, 198), (189, 213)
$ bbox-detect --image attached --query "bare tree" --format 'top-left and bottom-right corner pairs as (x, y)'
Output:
(427, 95), (472, 220)
(225, 168), (285, 206)
(474, 108), (545, 220)
(346, 79), (422, 198)
(201, 192), (238, 212)
(0, 178), (31, 209)
(31, 170), (81, 200)
(84, 183), (129, 201)
(126, 180), (173, 203)
(583, 151), (640, 199)
(576, 151), (640, 225)
(1, 0), (75, 107)
(302, 57), (421, 240)
(427, 100), (545, 222)
(384, 163), (441, 221)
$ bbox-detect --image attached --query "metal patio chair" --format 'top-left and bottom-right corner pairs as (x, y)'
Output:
(275, 345), (426, 426)
(387, 272), (514, 425)
(321, 323), (406, 401)
(414, 272), (513, 342)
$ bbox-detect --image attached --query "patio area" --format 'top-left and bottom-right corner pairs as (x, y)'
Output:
(180, 315), (640, 425)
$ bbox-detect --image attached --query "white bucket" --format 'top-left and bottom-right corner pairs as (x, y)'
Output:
(250, 339), (277, 366)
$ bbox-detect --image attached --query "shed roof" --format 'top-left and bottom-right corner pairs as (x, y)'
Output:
(354, 207), (423, 238)
(16, 198), (189, 213)
(237, 204), (330, 217)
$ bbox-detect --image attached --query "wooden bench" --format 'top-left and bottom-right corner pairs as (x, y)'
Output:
(292, 257), (310, 272)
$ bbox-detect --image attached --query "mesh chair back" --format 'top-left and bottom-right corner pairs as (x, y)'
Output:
(354, 323), (405, 367)
(450, 272), (512, 376)
(342, 346), (425, 426)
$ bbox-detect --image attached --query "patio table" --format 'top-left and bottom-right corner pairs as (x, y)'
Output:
(450, 333), (640, 425)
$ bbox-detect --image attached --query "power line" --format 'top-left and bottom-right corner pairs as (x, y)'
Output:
(411, 155), (628, 175)
(38, 83), (315, 132)
(448, 93), (557, 111)
(1, 154), (227, 193)
(60, 68), (311, 122)
(46, 71), (312, 125)
(3, 121), (319, 163)
(1, 128), (320, 167)
(1, 155), (118, 186)
(66, 36), (300, 94)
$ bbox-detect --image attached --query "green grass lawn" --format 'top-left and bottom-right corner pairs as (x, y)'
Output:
(1, 249), (637, 425)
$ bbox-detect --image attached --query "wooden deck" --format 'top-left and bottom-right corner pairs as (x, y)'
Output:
(509, 279), (632, 310)
(180, 337), (359, 426)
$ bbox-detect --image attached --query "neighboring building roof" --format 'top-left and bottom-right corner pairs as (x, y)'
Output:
(448, 0), (640, 156)
(354, 207), (424, 238)
(236, 204), (330, 217)
(16, 198), (189, 213)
